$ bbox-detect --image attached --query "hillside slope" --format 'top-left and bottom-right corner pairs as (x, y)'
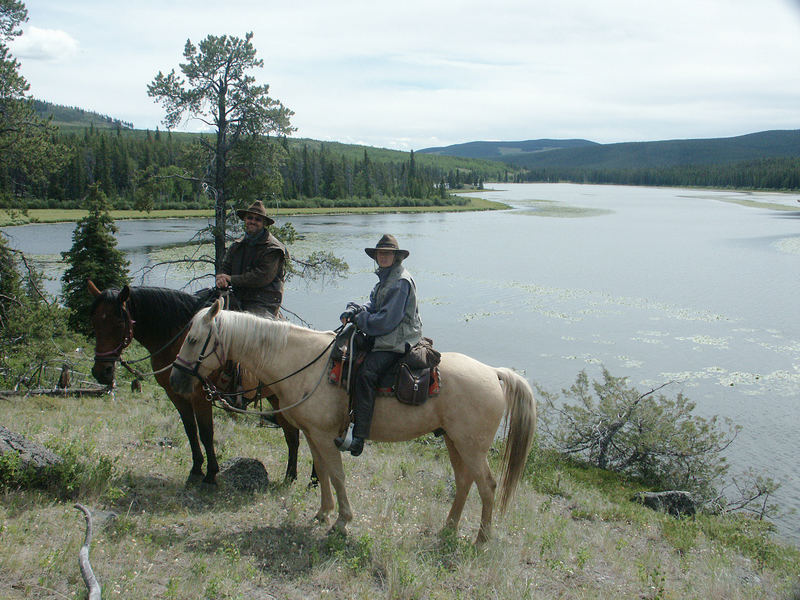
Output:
(507, 130), (800, 169)
(418, 138), (598, 159)
(419, 130), (800, 170)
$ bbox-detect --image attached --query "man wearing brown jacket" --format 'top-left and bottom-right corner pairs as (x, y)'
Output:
(215, 200), (288, 317)
(215, 200), (288, 414)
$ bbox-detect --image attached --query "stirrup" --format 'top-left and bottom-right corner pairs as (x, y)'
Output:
(334, 423), (354, 451)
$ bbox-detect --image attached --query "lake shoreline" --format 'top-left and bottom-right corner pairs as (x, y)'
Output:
(0, 196), (509, 227)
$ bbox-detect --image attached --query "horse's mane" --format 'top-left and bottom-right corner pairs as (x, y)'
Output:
(212, 309), (335, 376)
(214, 309), (291, 373)
(92, 286), (215, 340)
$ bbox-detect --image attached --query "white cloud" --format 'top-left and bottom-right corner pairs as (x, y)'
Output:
(10, 26), (79, 61)
(12, 0), (800, 149)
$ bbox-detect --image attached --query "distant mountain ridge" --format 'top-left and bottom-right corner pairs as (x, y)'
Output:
(418, 138), (597, 159)
(32, 99), (134, 130)
(419, 130), (800, 170)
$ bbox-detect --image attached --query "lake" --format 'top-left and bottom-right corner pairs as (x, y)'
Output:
(3, 183), (799, 543)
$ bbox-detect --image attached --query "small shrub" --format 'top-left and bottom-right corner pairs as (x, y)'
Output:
(45, 439), (115, 499)
(537, 368), (739, 502)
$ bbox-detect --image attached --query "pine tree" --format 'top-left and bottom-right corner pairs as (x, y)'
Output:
(61, 184), (129, 334)
(1, 234), (71, 388)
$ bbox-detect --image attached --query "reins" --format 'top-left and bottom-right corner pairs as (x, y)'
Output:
(211, 325), (342, 398)
(93, 290), (230, 381)
(202, 351), (332, 419)
(175, 322), (344, 418)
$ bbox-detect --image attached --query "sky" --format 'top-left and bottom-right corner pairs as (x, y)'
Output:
(9, 0), (800, 151)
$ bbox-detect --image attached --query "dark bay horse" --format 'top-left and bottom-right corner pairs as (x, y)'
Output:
(88, 281), (312, 485)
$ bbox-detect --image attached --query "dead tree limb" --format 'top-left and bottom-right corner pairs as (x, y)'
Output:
(5, 247), (50, 305)
(74, 503), (102, 600)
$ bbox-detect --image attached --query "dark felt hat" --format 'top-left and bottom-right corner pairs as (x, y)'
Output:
(365, 234), (409, 260)
(235, 200), (275, 225)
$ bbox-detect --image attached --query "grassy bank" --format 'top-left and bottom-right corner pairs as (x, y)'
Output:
(0, 197), (508, 227)
(1, 377), (798, 599)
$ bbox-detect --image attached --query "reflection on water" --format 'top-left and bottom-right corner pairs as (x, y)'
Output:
(3, 183), (800, 543)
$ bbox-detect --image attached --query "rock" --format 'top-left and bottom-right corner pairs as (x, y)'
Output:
(632, 490), (696, 517)
(218, 457), (269, 492)
(0, 425), (62, 477)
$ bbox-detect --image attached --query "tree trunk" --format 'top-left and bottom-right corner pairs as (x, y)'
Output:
(214, 94), (228, 273)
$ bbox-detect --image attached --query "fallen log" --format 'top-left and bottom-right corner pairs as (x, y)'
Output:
(0, 387), (109, 397)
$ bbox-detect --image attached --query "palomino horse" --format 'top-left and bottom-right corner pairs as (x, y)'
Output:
(170, 299), (536, 543)
(88, 282), (314, 485)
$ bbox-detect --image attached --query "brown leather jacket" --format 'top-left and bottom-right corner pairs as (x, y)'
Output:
(221, 231), (288, 315)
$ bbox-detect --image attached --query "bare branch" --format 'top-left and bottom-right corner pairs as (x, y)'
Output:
(74, 504), (102, 600)
(4, 247), (49, 304)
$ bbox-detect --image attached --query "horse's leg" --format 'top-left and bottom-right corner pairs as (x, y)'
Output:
(167, 392), (205, 483)
(460, 450), (497, 544)
(277, 414), (300, 483)
(442, 435), (474, 535)
(306, 431), (352, 533)
(303, 433), (335, 525)
(193, 394), (218, 485)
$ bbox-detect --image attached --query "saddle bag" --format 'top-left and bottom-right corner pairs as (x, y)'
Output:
(395, 363), (431, 406)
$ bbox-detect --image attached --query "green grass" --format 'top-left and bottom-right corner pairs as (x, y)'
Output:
(0, 197), (508, 226)
(1, 382), (798, 599)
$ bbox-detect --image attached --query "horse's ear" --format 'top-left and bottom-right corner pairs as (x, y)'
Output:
(87, 279), (101, 297)
(119, 285), (130, 304)
(204, 297), (223, 323)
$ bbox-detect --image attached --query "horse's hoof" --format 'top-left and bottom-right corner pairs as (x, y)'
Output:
(474, 530), (491, 546)
(186, 472), (204, 486)
(200, 479), (218, 492)
(327, 522), (348, 537)
(313, 511), (329, 525)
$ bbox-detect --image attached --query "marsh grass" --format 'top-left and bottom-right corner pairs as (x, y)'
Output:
(1, 384), (798, 599)
(0, 198), (508, 227)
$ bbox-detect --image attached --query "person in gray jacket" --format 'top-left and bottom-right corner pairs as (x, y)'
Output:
(336, 234), (423, 456)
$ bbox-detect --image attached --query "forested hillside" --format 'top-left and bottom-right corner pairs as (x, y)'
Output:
(508, 130), (800, 170)
(32, 99), (133, 130)
(417, 138), (597, 159)
(518, 156), (800, 190)
(0, 126), (512, 210)
(419, 130), (800, 191)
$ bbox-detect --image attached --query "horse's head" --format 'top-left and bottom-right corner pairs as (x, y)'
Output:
(88, 280), (133, 385)
(169, 297), (225, 395)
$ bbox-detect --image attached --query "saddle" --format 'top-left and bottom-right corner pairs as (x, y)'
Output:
(329, 324), (441, 406)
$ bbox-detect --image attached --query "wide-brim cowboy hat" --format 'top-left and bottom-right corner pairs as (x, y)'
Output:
(235, 200), (275, 226)
(365, 233), (410, 260)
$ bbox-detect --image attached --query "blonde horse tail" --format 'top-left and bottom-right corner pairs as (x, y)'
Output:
(495, 367), (537, 514)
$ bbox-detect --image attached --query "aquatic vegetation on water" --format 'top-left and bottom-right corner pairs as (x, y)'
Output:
(675, 335), (731, 349)
(514, 199), (614, 218)
(772, 237), (800, 255)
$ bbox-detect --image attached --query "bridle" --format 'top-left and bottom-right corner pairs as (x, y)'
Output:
(93, 302), (135, 363)
(171, 320), (227, 383)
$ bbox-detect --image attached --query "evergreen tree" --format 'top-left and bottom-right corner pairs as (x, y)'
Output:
(0, 0), (65, 204)
(148, 32), (294, 270)
(1, 234), (71, 388)
(61, 184), (129, 334)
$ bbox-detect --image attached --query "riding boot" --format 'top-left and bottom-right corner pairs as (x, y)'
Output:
(344, 350), (401, 456)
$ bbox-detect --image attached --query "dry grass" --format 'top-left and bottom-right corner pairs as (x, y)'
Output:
(1, 384), (798, 599)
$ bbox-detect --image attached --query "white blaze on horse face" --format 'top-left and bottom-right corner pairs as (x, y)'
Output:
(186, 302), (224, 376)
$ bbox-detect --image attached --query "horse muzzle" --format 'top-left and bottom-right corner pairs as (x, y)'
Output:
(92, 361), (116, 386)
(169, 363), (199, 396)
